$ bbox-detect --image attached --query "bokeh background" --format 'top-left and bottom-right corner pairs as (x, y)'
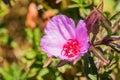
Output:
(0, 0), (120, 80)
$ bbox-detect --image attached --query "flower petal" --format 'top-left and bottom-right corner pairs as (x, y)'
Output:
(40, 35), (65, 57)
(45, 15), (76, 40)
(41, 45), (62, 57)
(61, 54), (81, 61)
(76, 20), (90, 54)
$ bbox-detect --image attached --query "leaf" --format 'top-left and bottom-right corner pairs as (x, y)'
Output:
(33, 27), (41, 49)
(110, 11), (120, 20)
(100, 14), (112, 36)
(68, 4), (80, 8)
(109, 36), (120, 41)
(0, 63), (27, 80)
(83, 54), (98, 80)
(112, 18), (120, 33)
(0, 68), (13, 80)
(25, 48), (36, 60)
(100, 70), (112, 80)
(71, 0), (81, 3)
(55, 60), (69, 68)
(43, 57), (53, 68)
(97, 0), (104, 11)
(42, 70), (56, 80)
(21, 70), (29, 80)
(24, 28), (33, 43)
(90, 8), (112, 36)
(10, 63), (21, 80)
(88, 74), (98, 80)
(90, 45), (109, 63)
(108, 42), (120, 53)
(38, 68), (49, 76)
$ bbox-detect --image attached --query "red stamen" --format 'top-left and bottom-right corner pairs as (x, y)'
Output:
(62, 39), (80, 58)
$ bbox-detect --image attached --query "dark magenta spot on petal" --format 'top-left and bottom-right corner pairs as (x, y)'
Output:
(62, 39), (80, 58)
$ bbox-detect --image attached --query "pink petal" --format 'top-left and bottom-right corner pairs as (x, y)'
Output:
(41, 45), (62, 57)
(76, 20), (90, 54)
(61, 54), (81, 61)
(45, 15), (76, 40)
(40, 35), (65, 57)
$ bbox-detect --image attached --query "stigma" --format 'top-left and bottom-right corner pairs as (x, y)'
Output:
(62, 39), (80, 58)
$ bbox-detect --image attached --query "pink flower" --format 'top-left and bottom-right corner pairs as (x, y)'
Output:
(40, 15), (90, 61)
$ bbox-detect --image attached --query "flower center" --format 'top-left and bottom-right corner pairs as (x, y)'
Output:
(62, 39), (80, 58)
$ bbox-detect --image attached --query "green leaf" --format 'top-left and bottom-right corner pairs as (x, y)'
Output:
(68, 4), (80, 8)
(101, 15), (112, 36)
(100, 71), (112, 80)
(0, 1), (9, 17)
(24, 28), (33, 44)
(21, 71), (29, 80)
(0, 63), (26, 80)
(38, 68), (49, 76)
(33, 27), (41, 49)
(107, 42), (120, 53)
(42, 69), (56, 80)
(88, 74), (98, 80)
(0, 68), (13, 80)
(90, 46), (108, 63)
(25, 48), (37, 60)
(71, 0), (81, 3)
(83, 54), (98, 80)
(110, 11), (120, 20)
